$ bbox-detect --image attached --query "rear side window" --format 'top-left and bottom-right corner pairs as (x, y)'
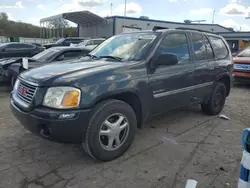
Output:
(204, 37), (214, 59)
(209, 36), (228, 59)
(190, 33), (206, 61)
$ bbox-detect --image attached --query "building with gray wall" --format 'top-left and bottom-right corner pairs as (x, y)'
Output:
(40, 11), (250, 52)
(78, 16), (231, 38)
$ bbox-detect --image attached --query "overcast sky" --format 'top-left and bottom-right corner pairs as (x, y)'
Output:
(1, 0), (250, 31)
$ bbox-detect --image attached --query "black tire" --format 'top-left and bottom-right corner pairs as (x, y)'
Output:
(201, 82), (227, 115)
(82, 99), (137, 161)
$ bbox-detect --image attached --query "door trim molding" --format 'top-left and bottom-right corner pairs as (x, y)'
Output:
(153, 82), (213, 98)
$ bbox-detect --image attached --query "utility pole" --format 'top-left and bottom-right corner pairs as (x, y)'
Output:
(212, 9), (215, 24)
(124, 0), (127, 17)
(110, 2), (113, 16)
(123, 0), (127, 33)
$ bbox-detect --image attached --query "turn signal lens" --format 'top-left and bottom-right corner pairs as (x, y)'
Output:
(62, 91), (80, 107)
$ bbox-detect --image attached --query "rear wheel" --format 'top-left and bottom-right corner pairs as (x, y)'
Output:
(201, 82), (227, 115)
(82, 99), (137, 161)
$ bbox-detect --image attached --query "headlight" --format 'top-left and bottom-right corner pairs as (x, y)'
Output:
(43, 87), (81, 109)
(13, 79), (20, 91)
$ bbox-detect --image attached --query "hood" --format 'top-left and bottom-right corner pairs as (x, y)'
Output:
(19, 58), (125, 86)
(0, 57), (21, 69)
(233, 57), (250, 64)
(0, 58), (41, 70)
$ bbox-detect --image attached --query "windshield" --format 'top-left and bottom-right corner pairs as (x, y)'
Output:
(237, 48), (250, 57)
(32, 48), (60, 61)
(90, 32), (158, 61)
(56, 38), (65, 44)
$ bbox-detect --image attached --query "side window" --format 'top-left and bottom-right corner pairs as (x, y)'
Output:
(156, 33), (190, 64)
(94, 40), (104, 45)
(63, 39), (71, 45)
(63, 51), (83, 59)
(19, 44), (34, 49)
(209, 36), (228, 59)
(86, 40), (94, 46)
(204, 36), (214, 59)
(190, 33), (206, 61)
(5, 44), (16, 50)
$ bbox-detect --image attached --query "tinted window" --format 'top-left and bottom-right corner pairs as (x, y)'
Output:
(204, 37), (214, 59)
(5, 43), (33, 49)
(156, 33), (190, 63)
(63, 39), (71, 44)
(94, 40), (104, 45)
(63, 51), (83, 59)
(71, 39), (83, 44)
(86, 41), (94, 46)
(191, 34), (206, 61)
(209, 36), (228, 59)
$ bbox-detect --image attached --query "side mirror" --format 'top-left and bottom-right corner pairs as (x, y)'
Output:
(56, 55), (64, 61)
(232, 52), (237, 57)
(154, 53), (179, 66)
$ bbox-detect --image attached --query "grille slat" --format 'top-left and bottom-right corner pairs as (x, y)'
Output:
(17, 93), (32, 104)
(17, 92), (33, 101)
(16, 80), (37, 107)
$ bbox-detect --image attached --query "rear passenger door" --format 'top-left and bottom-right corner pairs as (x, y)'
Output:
(149, 32), (196, 114)
(189, 33), (216, 102)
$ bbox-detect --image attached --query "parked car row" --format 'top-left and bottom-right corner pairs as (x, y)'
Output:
(0, 42), (44, 59)
(9, 29), (234, 161)
(43, 37), (89, 49)
(232, 47), (250, 83)
(0, 46), (91, 87)
(0, 37), (106, 87)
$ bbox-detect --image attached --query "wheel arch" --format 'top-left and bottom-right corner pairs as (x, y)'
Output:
(216, 73), (232, 96)
(93, 90), (144, 128)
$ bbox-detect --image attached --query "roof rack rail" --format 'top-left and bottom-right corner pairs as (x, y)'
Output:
(152, 26), (169, 31)
(175, 27), (215, 34)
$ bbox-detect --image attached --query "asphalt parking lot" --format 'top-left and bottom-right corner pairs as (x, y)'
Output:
(0, 84), (249, 188)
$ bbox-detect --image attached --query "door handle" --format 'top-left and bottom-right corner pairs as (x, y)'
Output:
(187, 70), (193, 74)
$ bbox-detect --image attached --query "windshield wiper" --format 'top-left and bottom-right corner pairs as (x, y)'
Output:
(98, 55), (122, 62)
(85, 54), (98, 59)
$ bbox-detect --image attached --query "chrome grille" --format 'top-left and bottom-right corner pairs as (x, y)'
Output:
(16, 80), (37, 106)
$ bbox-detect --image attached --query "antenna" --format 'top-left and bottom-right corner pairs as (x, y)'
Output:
(124, 0), (127, 17)
(212, 9), (215, 24)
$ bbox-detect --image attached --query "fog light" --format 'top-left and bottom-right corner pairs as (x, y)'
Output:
(59, 113), (76, 119)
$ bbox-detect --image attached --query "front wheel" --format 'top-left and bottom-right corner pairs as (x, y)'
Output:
(201, 82), (227, 115)
(82, 99), (137, 161)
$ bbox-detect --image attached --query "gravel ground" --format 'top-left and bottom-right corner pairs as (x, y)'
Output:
(0, 84), (249, 188)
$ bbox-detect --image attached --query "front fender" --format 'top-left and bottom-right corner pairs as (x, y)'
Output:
(79, 78), (151, 122)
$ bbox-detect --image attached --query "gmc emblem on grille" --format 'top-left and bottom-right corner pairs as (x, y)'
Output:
(19, 86), (28, 96)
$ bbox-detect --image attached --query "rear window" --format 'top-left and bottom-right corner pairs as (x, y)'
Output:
(209, 36), (228, 59)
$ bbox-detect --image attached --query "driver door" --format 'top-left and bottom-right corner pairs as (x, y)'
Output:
(149, 32), (196, 115)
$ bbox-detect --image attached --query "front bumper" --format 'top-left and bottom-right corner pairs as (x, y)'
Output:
(10, 99), (92, 143)
(233, 71), (250, 83)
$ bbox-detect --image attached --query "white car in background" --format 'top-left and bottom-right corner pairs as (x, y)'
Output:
(76, 38), (105, 50)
